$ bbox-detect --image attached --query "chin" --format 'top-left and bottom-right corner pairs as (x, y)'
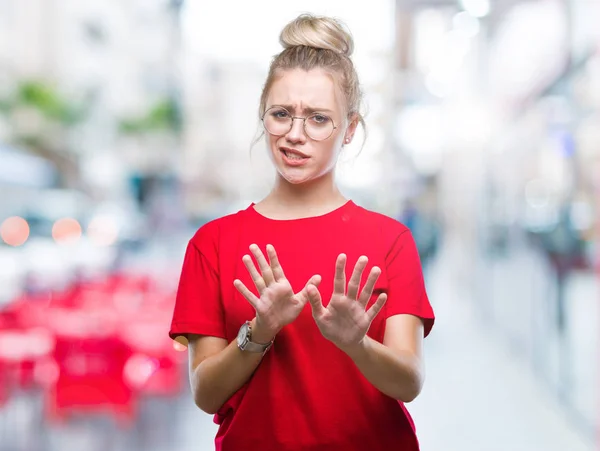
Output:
(277, 166), (335, 186)
(277, 169), (314, 185)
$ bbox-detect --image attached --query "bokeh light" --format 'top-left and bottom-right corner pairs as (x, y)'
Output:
(87, 215), (119, 247)
(173, 338), (188, 352)
(51, 218), (82, 244)
(0, 216), (30, 246)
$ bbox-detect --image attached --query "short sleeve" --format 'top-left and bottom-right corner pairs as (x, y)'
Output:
(384, 230), (435, 337)
(169, 239), (226, 341)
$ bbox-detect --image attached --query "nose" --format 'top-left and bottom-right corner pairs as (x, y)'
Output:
(285, 117), (307, 144)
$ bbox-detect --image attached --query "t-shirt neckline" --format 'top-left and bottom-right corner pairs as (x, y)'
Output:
(247, 200), (355, 223)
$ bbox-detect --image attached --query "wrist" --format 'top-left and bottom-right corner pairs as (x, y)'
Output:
(339, 337), (370, 360)
(250, 317), (277, 344)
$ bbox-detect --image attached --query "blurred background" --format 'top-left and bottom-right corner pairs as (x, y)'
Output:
(0, 0), (598, 450)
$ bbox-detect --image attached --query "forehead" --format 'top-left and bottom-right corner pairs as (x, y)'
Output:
(267, 68), (342, 111)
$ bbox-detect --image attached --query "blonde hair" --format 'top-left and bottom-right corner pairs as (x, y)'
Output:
(258, 14), (366, 141)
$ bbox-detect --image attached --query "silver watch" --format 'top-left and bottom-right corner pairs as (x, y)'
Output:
(236, 321), (273, 353)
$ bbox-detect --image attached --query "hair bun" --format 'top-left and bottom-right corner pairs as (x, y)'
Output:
(279, 14), (354, 57)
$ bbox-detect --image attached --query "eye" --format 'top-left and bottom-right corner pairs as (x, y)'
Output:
(270, 109), (290, 120)
(310, 114), (330, 124)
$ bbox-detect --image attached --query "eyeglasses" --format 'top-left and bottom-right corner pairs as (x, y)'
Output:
(261, 106), (337, 141)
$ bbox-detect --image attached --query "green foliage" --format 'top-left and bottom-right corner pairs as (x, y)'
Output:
(16, 134), (43, 149)
(0, 98), (12, 114)
(119, 97), (181, 135)
(0, 80), (86, 125)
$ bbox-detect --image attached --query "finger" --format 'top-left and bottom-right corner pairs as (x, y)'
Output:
(333, 253), (347, 295)
(250, 244), (275, 286)
(297, 274), (322, 304)
(233, 279), (260, 310)
(358, 266), (382, 307)
(347, 256), (368, 300)
(366, 293), (387, 323)
(266, 244), (286, 281)
(306, 283), (325, 317)
(242, 255), (266, 293)
(309, 274), (322, 288)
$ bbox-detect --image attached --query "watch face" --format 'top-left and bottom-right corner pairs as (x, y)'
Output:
(237, 322), (250, 348)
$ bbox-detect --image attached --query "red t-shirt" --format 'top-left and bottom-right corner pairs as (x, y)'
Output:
(170, 201), (435, 451)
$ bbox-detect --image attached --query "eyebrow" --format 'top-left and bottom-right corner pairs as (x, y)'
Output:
(274, 104), (335, 114)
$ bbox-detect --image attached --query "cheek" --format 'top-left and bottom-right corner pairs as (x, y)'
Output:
(327, 129), (346, 154)
(266, 136), (278, 158)
(317, 142), (342, 163)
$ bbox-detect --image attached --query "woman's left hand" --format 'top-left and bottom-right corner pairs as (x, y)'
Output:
(307, 254), (387, 351)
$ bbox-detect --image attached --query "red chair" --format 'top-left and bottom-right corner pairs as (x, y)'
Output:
(0, 359), (10, 408)
(119, 312), (185, 397)
(44, 309), (136, 427)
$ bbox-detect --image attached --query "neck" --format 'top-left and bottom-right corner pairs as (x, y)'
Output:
(263, 172), (346, 212)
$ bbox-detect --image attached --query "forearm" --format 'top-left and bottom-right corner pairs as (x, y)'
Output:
(191, 318), (274, 414)
(342, 336), (424, 403)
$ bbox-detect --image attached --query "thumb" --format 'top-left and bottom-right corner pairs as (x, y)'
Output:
(308, 274), (322, 288)
(297, 274), (321, 302)
(306, 283), (324, 316)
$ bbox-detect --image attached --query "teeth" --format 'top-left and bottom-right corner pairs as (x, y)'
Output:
(284, 150), (303, 160)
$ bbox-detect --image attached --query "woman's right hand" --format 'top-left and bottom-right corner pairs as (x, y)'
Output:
(233, 244), (321, 340)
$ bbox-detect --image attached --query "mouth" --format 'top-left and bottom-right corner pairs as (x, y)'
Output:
(279, 147), (310, 161)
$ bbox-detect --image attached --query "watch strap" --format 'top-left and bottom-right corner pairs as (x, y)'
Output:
(242, 340), (273, 353)
(239, 321), (274, 353)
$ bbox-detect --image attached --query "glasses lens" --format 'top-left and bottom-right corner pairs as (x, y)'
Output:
(305, 113), (334, 141)
(262, 108), (335, 141)
(263, 107), (292, 136)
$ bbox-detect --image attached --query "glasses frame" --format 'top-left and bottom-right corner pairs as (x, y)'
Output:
(261, 106), (338, 142)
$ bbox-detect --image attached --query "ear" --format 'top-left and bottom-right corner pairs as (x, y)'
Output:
(343, 113), (360, 145)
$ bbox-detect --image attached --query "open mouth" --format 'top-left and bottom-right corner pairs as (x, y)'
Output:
(280, 148), (309, 161)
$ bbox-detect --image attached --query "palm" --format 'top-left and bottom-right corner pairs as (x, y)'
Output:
(314, 293), (372, 347)
(254, 279), (306, 332)
(308, 254), (387, 350)
(234, 244), (320, 336)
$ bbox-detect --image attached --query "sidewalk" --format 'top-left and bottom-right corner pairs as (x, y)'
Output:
(408, 242), (596, 451)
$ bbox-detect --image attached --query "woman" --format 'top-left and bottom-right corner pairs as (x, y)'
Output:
(170, 13), (435, 451)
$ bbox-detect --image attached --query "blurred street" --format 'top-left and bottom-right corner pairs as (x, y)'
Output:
(1, 0), (599, 450)
(410, 237), (595, 451)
